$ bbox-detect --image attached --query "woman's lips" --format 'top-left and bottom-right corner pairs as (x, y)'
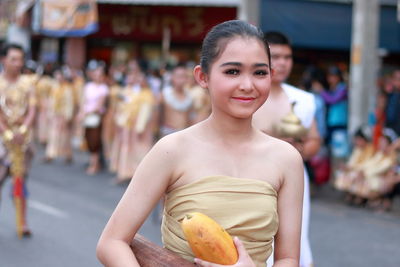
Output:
(232, 96), (256, 102)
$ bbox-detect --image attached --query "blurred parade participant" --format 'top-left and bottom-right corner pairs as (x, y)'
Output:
(69, 67), (85, 149)
(334, 126), (374, 197)
(321, 65), (349, 158)
(159, 64), (193, 137)
(78, 62), (109, 175)
(35, 64), (54, 145)
(110, 69), (156, 183)
(44, 66), (77, 163)
(188, 68), (211, 124)
(102, 67), (123, 161)
(347, 130), (397, 205)
(146, 67), (162, 102)
(253, 32), (320, 267)
(0, 44), (36, 238)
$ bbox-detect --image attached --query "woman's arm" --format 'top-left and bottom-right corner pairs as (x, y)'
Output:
(320, 87), (347, 104)
(96, 136), (178, 267)
(273, 145), (304, 267)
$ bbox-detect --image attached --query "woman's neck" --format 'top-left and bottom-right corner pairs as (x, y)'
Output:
(205, 112), (255, 145)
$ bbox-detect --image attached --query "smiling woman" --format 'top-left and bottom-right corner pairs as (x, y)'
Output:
(97, 20), (303, 267)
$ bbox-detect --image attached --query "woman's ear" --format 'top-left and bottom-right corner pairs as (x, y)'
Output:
(193, 65), (208, 89)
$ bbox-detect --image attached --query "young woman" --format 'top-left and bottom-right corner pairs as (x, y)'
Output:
(97, 20), (304, 267)
(78, 64), (109, 175)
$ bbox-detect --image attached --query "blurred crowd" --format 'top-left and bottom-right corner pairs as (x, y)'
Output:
(4, 48), (400, 212)
(298, 66), (400, 212)
(22, 58), (211, 183)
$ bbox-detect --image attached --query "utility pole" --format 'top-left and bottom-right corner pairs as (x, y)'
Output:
(237, 0), (260, 26)
(349, 0), (380, 134)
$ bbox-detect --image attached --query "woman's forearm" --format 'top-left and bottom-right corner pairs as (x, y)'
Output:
(97, 239), (140, 267)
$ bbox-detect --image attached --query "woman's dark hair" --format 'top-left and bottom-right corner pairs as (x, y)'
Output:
(264, 31), (291, 47)
(327, 65), (343, 82)
(200, 20), (271, 74)
(1, 43), (25, 57)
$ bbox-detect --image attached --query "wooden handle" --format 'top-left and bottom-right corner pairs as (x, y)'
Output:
(131, 234), (195, 267)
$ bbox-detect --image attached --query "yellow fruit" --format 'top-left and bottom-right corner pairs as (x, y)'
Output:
(181, 212), (238, 265)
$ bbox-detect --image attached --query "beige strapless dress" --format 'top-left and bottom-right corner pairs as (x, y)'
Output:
(161, 175), (278, 267)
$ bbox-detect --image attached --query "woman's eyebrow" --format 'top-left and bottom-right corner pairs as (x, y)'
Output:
(219, 62), (269, 68)
(219, 62), (241, 67)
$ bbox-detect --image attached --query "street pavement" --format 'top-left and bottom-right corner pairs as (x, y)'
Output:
(0, 146), (399, 267)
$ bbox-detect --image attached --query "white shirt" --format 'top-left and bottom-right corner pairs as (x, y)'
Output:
(282, 83), (316, 129)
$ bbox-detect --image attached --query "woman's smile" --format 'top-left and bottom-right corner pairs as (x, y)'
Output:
(231, 96), (256, 103)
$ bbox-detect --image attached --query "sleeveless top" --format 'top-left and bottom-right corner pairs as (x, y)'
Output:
(161, 175), (278, 267)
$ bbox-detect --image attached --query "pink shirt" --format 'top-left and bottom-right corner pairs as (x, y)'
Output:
(83, 82), (109, 114)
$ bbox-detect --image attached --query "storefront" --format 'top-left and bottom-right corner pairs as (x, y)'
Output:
(87, 3), (237, 69)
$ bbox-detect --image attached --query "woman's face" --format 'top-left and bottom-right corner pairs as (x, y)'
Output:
(354, 136), (367, 148)
(171, 67), (188, 89)
(203, 37), (271, 119)
(327, 74), (340, 88)
(92, 68), (104, 83)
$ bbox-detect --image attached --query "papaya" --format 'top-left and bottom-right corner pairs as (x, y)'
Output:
(181, 212), (238, 265)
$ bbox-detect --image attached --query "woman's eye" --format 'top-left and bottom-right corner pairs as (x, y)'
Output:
(254, 70), (268, 76)
(225, 69), (240, 75)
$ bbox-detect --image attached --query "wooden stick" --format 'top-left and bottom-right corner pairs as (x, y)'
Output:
(131, 234), (195, 267)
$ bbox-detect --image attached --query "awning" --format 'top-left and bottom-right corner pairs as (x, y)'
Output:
(97, 0), (240, 7)
(260, 0), (400, 52)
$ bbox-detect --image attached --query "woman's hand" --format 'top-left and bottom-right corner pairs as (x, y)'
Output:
(194, 237), (255, 267)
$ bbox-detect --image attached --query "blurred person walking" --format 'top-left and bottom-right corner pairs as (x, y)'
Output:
(110, 69), (156, 183)
(159, 64), (193, 137)
(253, 32), (321, 267)
(0, 44), (37, 238)
(77, 62), (109, 175)
(35, 65), (54, 146)
(44, 66), (77, 163)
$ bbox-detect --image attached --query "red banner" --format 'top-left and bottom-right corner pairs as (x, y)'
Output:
(91, 5), (236, 42)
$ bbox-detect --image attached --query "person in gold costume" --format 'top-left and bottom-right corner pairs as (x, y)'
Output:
(334, 127), (374, 196)
(0, 44), (36, 238)
(34, 66), (54, 146)
(44, 67), (77, 163)
(348, 131), (397, 203)
(97, 20), (303, 267)
(110, 69), (156, 183)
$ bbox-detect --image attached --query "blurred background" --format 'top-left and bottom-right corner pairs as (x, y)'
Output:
(0, 0), (399, 267)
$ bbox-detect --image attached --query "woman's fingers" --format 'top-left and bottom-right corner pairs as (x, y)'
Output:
(233, 237), (247, 260)
(194, 258), (224, 267)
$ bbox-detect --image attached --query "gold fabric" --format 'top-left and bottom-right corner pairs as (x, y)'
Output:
(115, 88), (154, 128)
(0, 74), (37, 125)
(347, 144), (375, 171)
(161, 175), (278, 267)
(51, 82), (75, 120)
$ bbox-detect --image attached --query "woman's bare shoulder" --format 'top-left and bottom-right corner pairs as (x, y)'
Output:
(258, 132), (303, 165)
(152, 125), (199, 155)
